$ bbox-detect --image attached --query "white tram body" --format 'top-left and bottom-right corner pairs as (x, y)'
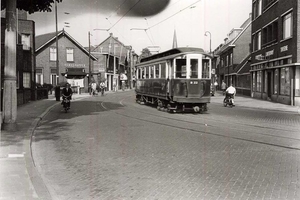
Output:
(135, 47), (212, 113)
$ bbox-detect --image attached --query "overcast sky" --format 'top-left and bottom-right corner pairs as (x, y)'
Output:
(27, 0), (252, 54)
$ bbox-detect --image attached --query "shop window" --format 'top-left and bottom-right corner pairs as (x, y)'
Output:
(256, 71), (262, 92)
(274, 69), (278, 94)
(280, 67), (290, 95)
(252, 72), (256, 92)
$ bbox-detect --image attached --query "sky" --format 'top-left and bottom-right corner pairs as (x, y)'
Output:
(27, 0), (252, 55)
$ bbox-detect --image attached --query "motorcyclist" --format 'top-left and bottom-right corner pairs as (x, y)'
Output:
(225, 84), (236, 105)
(61, 83), (73, 110)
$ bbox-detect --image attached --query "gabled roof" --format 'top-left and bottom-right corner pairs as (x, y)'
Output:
(214, 16), (252, 55)
(35, 29), (97, 60)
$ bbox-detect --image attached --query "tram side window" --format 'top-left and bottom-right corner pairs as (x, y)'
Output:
(161, 63), (166, 78)
(175, 59), (187, 78)
(150, 66), (154, 78)
(190, 59), (198, 78)
(155, 64), (159, 78)
(141, 68), (145, 79)
(202, 59), (210, 79)
(145, 66), (149, 79)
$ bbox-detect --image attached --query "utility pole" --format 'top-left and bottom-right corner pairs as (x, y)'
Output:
(55, 0), (59, 85)
(3, 0), (17, 126)
(0, 0), (2, 128)
(88, 31), (91, 94)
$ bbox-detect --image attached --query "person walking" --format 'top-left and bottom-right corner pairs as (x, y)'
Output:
(221, 80), (227, 95)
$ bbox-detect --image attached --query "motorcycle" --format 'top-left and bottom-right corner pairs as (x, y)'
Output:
(223, 93), (235, 107)
(61, 94), (71, 112)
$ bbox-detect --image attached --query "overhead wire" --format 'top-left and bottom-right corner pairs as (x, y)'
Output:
(108, 0), (143, 30)
(147, 0), (201, 30)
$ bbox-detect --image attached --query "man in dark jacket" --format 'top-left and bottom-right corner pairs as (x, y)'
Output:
(61, 83), (73, 109)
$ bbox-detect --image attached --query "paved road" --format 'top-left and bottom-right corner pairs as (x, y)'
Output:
(32, 91), (300, 200)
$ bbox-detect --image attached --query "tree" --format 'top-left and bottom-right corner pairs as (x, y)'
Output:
(1, 0), (62, 13)
(139, 48), (152, 61)
(1, 0), (62, 127)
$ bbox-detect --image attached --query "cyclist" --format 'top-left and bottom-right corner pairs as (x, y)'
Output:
(99, 81), (106, 96)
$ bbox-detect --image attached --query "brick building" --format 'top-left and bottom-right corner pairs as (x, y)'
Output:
(92, 33), (134, 91)
(35, 29), (97, 93)
(1, 11), (36, 106)
(213, 15), (252, 96)
(251, 0), (300, 106)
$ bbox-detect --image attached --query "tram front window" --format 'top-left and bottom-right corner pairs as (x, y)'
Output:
(190, 59), (198, 78)
(175, 59), (187, 78)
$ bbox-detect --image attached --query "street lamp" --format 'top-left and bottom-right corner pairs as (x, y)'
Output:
(204, 31), (211, 54)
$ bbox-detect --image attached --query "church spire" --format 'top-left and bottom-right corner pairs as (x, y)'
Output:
(172, 29), (178, 49)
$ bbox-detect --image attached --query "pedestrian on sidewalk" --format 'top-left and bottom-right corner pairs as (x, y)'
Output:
(221, 80), (226, 95)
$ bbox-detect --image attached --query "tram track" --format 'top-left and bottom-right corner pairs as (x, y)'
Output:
(98, 95), (300, 151)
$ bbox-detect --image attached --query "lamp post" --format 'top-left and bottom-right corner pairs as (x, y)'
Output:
(204, 31), (211, 54)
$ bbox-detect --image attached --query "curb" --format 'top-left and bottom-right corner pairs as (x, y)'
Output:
(25, 101), (60, 200)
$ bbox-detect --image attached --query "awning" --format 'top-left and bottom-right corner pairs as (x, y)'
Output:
(62, 68), (87, 79)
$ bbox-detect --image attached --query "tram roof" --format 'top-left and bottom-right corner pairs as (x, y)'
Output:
(140, 47), (206, 63)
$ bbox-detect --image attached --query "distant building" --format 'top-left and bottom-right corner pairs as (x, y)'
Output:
(92, 33), (134, 91)
(213, 14), (252, 96)
(1, 11), (36, 106)
(251, 0), (300, 106)
(35, 29), (97, 93)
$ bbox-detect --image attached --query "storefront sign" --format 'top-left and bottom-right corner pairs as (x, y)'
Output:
(67, 78), (84, 87)
(266, 50), (274, 57)
(64, 63), (86, 67)
(280, 45), (288, 52)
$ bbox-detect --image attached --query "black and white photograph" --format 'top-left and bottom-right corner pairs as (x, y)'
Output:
(1, 0), (300, 199)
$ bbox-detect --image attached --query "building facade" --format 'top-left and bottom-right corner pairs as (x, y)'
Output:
(92, 33), (134, 91)
(1, 13), (36, 106)
(213, 15), (252, 96)
(35, 30), (97, 93)
(251, 0), (300, 106)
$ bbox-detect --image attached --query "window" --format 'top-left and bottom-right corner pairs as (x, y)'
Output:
(50, 47), (57, 61)
(21, 34), (30, 50)
(280, 67), (290, 95)
(23, 72), (31, 88)
(145, 66), (149, 79)
(263, 0), (277, 11)
(175, 59), (187, 78)
(252, 72), (256, 91)
(274, 69), (278, 94)
(190, 59), (198, 78)
(155, 64), (159, 78)
(229, 53), (233, 66)
(262, 21), (278, 47)
(150, 66), (154, 78)
(283, 12), (292, 39)
(36, 69), (43, 85)
(253, 31), (261, 51)
(161, 63), (166, 78)
(202, 59), (210, 79)
(66, 48), (74, 62)
(256, 71), (262, 92)
(50, 68), (57, 86)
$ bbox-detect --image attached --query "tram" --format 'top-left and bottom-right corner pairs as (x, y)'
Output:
(135, 47), (212, 113)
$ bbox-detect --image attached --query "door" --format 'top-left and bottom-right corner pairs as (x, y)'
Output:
(267, 71), (272, 99)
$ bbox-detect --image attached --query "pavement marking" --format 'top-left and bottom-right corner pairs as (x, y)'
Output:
(8, 153), (25, 158)
(101, 102), (107, 110)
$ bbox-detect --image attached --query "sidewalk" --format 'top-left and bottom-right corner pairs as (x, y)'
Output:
(0, 90), (299, 199)
(0, 93), (90, 200)
(211, 91), (300, 114)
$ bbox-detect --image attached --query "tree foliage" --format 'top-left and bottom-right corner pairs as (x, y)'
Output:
(139, 48), (152, 60)
(1, 0), (62, 14)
